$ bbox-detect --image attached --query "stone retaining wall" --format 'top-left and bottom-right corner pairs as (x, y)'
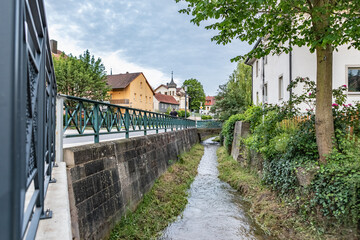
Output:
(231, 121), (264, 173)
(197, 128), (221, 141)
(64, 129), (199, 239)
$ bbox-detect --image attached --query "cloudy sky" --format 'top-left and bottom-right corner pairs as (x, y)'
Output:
(45, 0), (252, 96)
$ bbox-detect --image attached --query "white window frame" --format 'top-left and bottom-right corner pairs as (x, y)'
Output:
(264, 83), (268, 103)
(278, 75), (284, 100)
(346, 65), (360, 95)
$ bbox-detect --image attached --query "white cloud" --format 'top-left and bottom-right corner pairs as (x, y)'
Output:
(98, 50), (175, 89)
(45, 0), (252, 96)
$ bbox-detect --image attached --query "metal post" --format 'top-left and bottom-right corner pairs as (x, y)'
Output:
(56, 96), (64, 162)
(0, 1), (25, 238)
(156, 114), (159, 134)
(125, 109), (130, 138)
(143, 112), (147, 136)
(93, 104), (99, 143)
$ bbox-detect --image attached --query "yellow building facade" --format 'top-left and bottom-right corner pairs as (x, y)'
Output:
(107, 72), (154, 112)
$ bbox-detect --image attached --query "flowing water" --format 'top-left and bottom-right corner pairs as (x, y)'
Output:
(160, 138), (269, 240)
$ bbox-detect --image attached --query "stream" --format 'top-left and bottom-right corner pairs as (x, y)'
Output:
(159, 137), (269, 240)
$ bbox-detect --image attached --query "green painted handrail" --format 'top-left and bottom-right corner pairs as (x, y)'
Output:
(60, 94), (196, 143)
(196, 120), (223, 129)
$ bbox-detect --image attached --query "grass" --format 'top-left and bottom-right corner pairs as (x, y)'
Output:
(216, 147), (333, 240)
(109, 144), (204, 240)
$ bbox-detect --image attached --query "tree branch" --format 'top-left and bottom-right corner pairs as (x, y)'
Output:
(306, 0), (313, 9)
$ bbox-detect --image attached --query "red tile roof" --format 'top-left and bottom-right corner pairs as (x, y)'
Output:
(154, 93), (179, 105)
(107, 72), (142, 89)
(205, 96), (215, 106)
(52, 50), (67, 58)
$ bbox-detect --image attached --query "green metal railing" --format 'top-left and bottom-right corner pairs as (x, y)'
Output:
(196, 120), (223, 128)
(60, 95), (196, 143)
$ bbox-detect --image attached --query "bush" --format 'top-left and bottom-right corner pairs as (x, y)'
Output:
(178, 110), (190, 118)
(222, 77), (360, 227)
(221, 113), (244, 153)
(201, 115), (213, 120)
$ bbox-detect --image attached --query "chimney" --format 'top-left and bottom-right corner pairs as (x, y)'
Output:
(50, 39), (57, 54)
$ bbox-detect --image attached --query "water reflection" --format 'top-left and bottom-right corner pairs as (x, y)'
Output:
(160, 138), (269, 240)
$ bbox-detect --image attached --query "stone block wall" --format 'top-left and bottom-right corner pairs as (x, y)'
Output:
(231, 121), (264, 173)
(231, 121), (250, 161)
(197, 128), (221, 141)
(64, 129), (199, 240)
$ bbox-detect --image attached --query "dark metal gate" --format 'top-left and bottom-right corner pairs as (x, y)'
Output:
(0, 0), (57, 239)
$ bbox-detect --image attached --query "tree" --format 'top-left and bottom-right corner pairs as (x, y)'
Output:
(211, 61), (252, 121)
(176, 0), (360, 163)
(54, 50), (110, 100)
(182, 78), (206, 111)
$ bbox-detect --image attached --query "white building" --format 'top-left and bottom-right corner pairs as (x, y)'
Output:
(246, 40), (360, 109)
(154, 73), (188, 110)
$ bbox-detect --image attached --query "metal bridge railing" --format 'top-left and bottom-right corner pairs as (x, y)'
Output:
(1, 0), (57, 239)
(196, 120), (223, 128)
(58, 94), (196, 144)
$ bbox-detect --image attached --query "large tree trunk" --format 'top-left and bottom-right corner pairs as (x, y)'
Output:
(315, 45), (334, 163)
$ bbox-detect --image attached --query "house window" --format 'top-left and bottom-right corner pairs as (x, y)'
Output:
(165, 92), (168, 95)
(140, 81), (143, 89)
(133, 93), (136, 101)
(140, 94), (142, 102)
(145, 96), (147, 103)
(256, 92), (259, 105)
(279, 76), (284, 100)
(348, 66), (360, 93)
(256, 61), (259, 77)
(264, 83), (268, 102)
(264, 55), (268, 64)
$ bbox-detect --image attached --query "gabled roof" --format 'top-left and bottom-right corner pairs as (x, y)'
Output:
(154, 84), (168, 92)
(154, 93), (179, 105)
(245, 38), (262, 65)
(52, 50), (67, 59)
(107, 72), (155, 94)
(107, 72), (142, 89)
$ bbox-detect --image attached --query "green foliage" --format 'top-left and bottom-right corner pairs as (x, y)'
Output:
(311, 146), (360, 225)
(109, 144), (204, 239)
(201, 115), (212, 120)
(177, 110), (190, 118)
(176, 0), (360, 61)
(220, 77), (360, 227)
(221, 113), (245, 152)
(54, 50), (110, 100)
(182, 78), (206, 111)
(166, 107), (172, 115)
(211, 61), (252, 121)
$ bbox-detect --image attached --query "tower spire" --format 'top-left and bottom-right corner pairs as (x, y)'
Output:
(168, 71), (177, 88)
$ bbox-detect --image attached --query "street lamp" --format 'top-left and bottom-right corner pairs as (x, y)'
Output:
(184, 86), (188, 119)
